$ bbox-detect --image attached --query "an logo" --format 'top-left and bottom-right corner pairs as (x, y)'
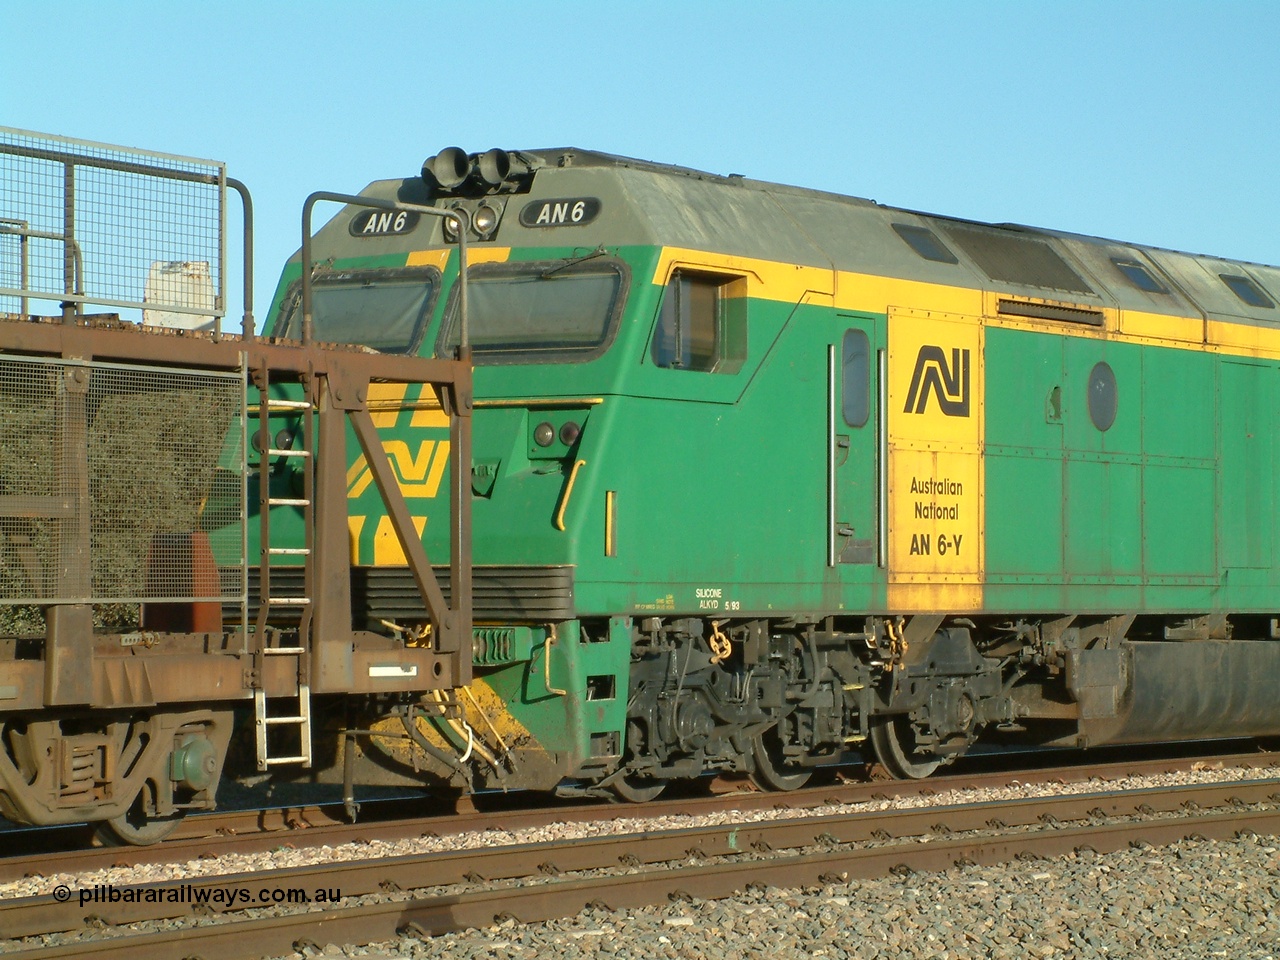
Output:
(903, 346), (970, 417)
(347, 440), (450, 499)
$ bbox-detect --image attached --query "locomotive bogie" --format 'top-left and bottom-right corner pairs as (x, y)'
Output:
(0, 707), (233, 834)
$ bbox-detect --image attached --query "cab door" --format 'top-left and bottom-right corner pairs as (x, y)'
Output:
(829, 315), (883, 566)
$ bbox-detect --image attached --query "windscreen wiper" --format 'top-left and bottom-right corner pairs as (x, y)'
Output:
(539, 246), (608, 279)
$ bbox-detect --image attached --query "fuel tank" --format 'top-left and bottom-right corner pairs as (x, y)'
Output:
(1076, 640), (1280, 745)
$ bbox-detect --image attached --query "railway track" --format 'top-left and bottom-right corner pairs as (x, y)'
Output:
(2, 745), (1276, 884)
(3, 755), (1280, 959)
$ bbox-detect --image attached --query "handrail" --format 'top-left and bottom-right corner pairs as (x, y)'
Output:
(299, 193), (470, 352)
(0, 129), (227, 322)
(227, 178), (254, 340)
(554, 459), (588, 531)
(0, 222), (83, 312)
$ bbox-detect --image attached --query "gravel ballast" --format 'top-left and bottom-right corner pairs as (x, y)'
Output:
(4, 763), (1279, 958)
(332, 834), (1280, 960)
(0, 764), (1264, 900)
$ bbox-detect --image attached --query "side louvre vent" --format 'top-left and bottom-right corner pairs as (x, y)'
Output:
(234, 565), (575, 625)
(943, 224), (1094, 295)
(997, 299), (1105, 326)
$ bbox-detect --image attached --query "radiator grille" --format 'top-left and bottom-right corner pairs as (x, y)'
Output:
(996, 298), (1105, 326)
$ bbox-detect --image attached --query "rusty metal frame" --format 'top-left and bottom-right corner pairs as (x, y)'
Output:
(0, 179), (474, 707)
(296, 193), (473, 691)
(0, 135), (476, 831)
(0, 317), (474, 704)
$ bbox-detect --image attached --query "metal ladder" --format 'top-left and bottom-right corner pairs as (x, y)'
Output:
(252, 360), (315, 771)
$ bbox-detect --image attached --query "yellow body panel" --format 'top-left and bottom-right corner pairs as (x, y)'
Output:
(1119, 308), (1204, 344)
(885, 309), (984, 611)
(409, 246), (511, 268)
(652, 246), (833, 304)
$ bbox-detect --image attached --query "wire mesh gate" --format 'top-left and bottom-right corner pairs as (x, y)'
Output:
(0, 353), (246, 625)
(0, 126), (226, 328)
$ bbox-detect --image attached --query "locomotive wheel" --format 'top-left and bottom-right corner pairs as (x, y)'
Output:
(610, 772), (667, 803)
(749, 729), (812, 792)
(92, 800), (184, 846)
(869, 715), (941, 780)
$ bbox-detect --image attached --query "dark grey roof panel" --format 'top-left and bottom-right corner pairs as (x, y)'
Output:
(1145, 251), (1280, 327)
(1043, 236), (1201, 318)
(616, 169), (830, 266)
(940, 223), (1094, 296)
(759, 195), (990, 291)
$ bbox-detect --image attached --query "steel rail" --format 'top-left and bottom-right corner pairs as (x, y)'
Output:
(2, 748), (1277, 883)
(3, 777), (1278, 952)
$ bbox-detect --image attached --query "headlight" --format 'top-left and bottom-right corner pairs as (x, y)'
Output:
(533, 422), (555, 447)
(558, 421), (581, 446)
(473, 203), (500, 238)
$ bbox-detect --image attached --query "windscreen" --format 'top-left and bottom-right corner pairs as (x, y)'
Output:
(437, 258), (627, 364)
(277, 267), (438, 354)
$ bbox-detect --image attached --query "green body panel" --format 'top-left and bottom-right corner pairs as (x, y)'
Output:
(980, 324), (1256, 614)
(478, 620), (628, 756)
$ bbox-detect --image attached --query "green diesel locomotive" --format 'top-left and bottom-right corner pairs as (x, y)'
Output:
(250, 146), (1280, 799)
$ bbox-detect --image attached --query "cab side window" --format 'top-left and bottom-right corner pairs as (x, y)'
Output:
(650, 270), (746, 374)
(841, 329), (870, 427)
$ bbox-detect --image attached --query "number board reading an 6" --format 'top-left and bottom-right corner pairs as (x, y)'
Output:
(519, 197), (602, 227)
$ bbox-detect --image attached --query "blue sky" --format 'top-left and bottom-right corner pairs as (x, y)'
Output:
(5, 1), (1279, 323)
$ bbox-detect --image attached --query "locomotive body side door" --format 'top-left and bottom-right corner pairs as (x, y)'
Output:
(884, 307), (985, 613)
(830, 314), (883, 566)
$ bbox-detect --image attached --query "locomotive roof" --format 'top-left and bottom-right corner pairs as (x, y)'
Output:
(328, 147), (1280, 330)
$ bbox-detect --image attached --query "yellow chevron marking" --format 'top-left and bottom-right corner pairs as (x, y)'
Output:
(367, 382), (409, 428)
(382, 440), (436, 484)
(372, 514), (429, 565)
(409, 384), (449, 428)
(424, 439), (450, 494)
(364, 381), (450, 428)
(346, 440), (451, 502)
(347, 515), (366, 565)
(347, 455), (374, 499)
(383, 439), (451, 496)
(346, 456), (368, 489)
